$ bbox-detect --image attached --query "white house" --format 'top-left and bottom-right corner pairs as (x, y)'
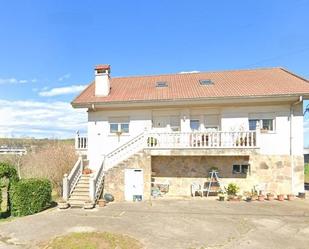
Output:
(63, 64), (309, 206)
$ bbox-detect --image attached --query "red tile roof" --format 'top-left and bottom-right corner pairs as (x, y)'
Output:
(72, 67), (309, 106)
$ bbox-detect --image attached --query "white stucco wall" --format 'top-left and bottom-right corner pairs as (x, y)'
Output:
(86, 103), (304, 169)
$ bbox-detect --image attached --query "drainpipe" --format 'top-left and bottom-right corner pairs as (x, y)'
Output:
(290, 96), (303, 194)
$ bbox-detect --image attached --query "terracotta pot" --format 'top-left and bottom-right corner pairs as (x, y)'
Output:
(258, 195), (265, 201)
(277, 194), (285, 201)
(266, 194), (274, 201)
(83, 168), (93, 175)
(97, 199), (106, 207)
(251, 195), (258, 201)
(58, 201), (70, 209)
(287, 194), (295, 201)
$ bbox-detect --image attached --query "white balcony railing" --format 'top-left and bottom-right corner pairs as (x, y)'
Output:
(75, 132), (88, 151)
(146, 131), (258, 149)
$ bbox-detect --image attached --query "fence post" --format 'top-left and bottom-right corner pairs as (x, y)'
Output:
(63, 174), (69, 201)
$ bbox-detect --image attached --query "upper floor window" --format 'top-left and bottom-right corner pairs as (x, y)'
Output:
(109, 117), (129, 134)
(190, 120), (200, 131)
(249, 119), (274, 132)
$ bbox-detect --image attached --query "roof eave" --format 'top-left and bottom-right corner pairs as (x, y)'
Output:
(71, 93), (309, 109)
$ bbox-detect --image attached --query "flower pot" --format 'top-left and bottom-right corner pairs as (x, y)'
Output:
(251, 195), (258, 201)
(84, 201), (95, 209)
(97, 199), (106, 207)
(219, 196), (225, 201)
(287, 194), (295, 201)
(298, 192), (306, 199)
(83, 168), (93, 175)
(58, 201), (70, 209)
(258, 195), (265, 201)
(277, 194), (285, 201)
(266, 193), (274, 201)
(246, 196), (252, 202)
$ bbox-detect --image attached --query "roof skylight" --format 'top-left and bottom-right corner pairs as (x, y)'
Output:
(156, 81), (168, 88)
(199, 79), (214, 85)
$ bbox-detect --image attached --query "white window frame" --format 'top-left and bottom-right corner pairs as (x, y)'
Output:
(233, 164), (250, 174)
(109, 122), (130, 134)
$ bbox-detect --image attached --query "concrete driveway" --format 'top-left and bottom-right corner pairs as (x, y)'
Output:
(1, 198), (309, 249)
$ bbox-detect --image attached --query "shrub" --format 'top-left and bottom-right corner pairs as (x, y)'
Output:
(20, 143), (77, 195)
(226, 183), (239, 196)
(10, 178), (52, 217)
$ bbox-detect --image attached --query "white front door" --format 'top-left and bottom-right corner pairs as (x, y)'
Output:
(124, 169), (144, 201)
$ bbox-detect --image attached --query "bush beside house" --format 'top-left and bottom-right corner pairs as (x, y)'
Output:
(9, 178), (52, 217)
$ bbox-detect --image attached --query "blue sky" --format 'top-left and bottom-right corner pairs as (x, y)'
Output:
(0, 1), (309, 142)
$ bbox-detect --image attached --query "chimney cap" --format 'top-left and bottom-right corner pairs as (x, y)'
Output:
(95, 64), (110, 72)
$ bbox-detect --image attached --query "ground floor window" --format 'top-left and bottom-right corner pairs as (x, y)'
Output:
(233, 164), (249, 174)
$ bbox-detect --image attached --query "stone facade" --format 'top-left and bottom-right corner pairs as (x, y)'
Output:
(103, 152), (151, 202)
(103, 153), (304, 201)
(152, 155), (304, 196)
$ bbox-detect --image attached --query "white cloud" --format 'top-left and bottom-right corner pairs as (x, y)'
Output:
(0, 77), (37, 85)
(0, 99), (87, 139)
(39, 85), (87, 97)
(178, 70), (200, 74)
(58, 73), (71, 81)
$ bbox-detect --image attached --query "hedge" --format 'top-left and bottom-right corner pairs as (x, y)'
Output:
(10, 178), (52, 217)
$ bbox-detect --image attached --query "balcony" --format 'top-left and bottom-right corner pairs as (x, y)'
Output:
(75, 130), (259, 156)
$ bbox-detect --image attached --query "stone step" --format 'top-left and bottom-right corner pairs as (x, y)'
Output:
(71, 192), (89, 197)
(68, 200), (89, 207)
(78, 180), (90, 184)
(73, 187), (89, 192)
(69, 195), (90, 201)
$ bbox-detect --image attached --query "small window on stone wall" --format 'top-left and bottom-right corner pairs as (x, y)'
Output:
(233, 164), (249, 174)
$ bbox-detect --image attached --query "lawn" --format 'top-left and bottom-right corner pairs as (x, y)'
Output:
(44, 232), (143, 249)
(305, 163), (309, 183)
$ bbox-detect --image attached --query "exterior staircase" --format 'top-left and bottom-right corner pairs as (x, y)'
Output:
(68, 174), (91, 207)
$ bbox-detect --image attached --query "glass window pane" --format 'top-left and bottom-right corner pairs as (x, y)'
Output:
(120, 123), (129, 133)
(249, 119), (258, 131)
(110, 123), (118, 133)
(241, 165), (249, 174)
(190, 120), (200, 131)
(262, 119), (273, 131)
(233, 165), (241, 174)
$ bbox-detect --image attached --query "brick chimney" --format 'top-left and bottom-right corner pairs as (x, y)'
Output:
(95, 64), (110, 96)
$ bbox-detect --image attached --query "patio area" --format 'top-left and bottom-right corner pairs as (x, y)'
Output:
(1, 198), (309, 248)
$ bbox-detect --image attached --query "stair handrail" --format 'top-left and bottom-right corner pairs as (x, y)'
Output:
(89, 156), (105, 202)
(89, 132), (147, 203)
(63, 156), (83, 201)
(104, 132), (146, 171)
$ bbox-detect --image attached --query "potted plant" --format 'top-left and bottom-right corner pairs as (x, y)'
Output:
(83, 168), (92, 174)
(287, 194), (295, 201)
(266, 193), (275, 201)
(251, 188), (258, 201)
(58, 199), (70, 209)
(84, 201), (95, 209)
(218, 189), (226, 201)
(244, 191), (252, 202)
(97, 199), (106, 207)
(277, 194), (285, 201)
(226, 183), (240, 201)
(258, 194), (265, 201)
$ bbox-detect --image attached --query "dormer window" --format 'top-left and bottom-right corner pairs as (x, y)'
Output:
(199, 79), (214, 85)
(156, 81), (168, 88)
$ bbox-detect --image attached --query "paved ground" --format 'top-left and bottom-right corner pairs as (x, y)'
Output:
(1, 198), (309, 249)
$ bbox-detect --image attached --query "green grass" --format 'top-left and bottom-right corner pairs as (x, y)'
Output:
(44, 232), (142, 249)
(305, 163), (309, 183)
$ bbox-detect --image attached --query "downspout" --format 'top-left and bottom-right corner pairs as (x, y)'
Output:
(290, 96), (303, 194)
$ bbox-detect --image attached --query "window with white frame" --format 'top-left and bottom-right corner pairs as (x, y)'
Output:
(248, 113), (275, 132)
(190, 119), (200, 131)
(109, 117), (130, 134)
(233, 164), (249, 174)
